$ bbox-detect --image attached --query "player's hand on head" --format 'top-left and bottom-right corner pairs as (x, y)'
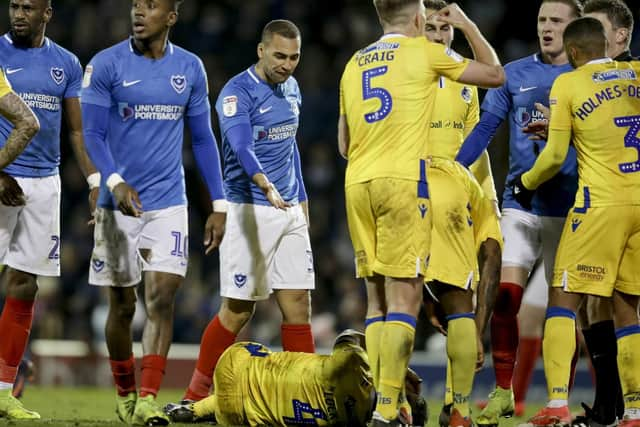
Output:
(204, 211), (226, 254)
(509, 174), (534, 211)
(0, 171), (25, 206)
(112, 182), (143, 217)
(436, 3), (472, 30)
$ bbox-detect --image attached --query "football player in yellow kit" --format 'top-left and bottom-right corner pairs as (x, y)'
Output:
(511, 17), (640, 427)
(165, 330), (427, 427)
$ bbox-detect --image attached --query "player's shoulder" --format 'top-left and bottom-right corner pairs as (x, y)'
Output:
(222, 68), (259, 95)
(167, 42), (205, 67)
(46, 39), (81, 67)
(89, 39), (130, 64)
(503, 53), (540, 74)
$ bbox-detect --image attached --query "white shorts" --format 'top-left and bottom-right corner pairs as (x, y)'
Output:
(500, 208), (565, 283)
(220, 202), (315, 301)
(89, 206), (188, 287)
(0, 175), (61, 276)
(522, 260), (549, 308)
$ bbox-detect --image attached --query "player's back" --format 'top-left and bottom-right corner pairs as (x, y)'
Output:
(340, 35), (469, 185)
(551, 60), (640, 207)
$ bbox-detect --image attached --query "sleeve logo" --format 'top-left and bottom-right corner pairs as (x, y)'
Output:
(50, 67), (65, 85)
(82, 65), (93, 89)
(445, 47), (464, 63)
(461, 86), (472, 103)
(223, 95), (238, 117)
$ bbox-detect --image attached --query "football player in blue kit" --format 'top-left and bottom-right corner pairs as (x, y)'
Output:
(81, 0), (226, 424)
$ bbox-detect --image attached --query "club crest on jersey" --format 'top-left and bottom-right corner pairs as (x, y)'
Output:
(118, 102), (134, 121)
(50, 67), (64, 85)
(223, 95), (238, 117)
(234, 274), (247, 288)
(170, 75), (187, 94)
(461, 86), (472, 103)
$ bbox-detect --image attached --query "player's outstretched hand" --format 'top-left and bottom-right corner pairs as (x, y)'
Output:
(0, 171), (25, 206)
(523, 102), (550, 140)
(423, 299), (448, 336)
(265, 183), (292, 210)
(435, 3), (473, 30)
(204, 211), (226, 254)
(112, 182), (143, 217)
(509, 174), (534, 210)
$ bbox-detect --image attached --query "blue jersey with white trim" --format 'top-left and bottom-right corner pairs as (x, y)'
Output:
(81, 38), (210, 210)
(0, 33), (82, 177)
(216, 66), (302, 205)
(482, 53), (577, 217)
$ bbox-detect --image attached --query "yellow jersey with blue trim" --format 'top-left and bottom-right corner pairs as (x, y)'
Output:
(340, 34), (469, 185)
(0, 69), (12, 98)
(549, 59), (640, 207)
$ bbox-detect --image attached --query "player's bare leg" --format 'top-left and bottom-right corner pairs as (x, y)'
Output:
(0, 268), (40, 420)
(275, 289), (315, 352)
(365, 275), (386, 388)
(184, 298), (254, 401)
(105, 286), (138, 423)
(611, 291), (640, 427)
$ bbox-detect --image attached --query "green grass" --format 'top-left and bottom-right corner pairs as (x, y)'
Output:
(0, 386), (554, 426)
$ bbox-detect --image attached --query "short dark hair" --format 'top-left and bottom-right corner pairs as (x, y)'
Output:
(563, 16), (607, 56)
(541, 0), (584, 18)
(423, 0), (447, 11)
(373, 0), (422, 26)
(584, 0), (634, 31)
(261, 19), (301, 44)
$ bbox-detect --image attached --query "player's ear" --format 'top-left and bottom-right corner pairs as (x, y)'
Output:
(257, 42), (265, 60)
(166, 10), (178, 28)
(43, 5), (52, 24)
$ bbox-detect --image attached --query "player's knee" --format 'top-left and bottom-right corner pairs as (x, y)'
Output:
(5, 268), (38, 300)
(278, 291), (311, 324)
(586, 296), (613, 325)
(110, 297), (137, 322)
(145, 287), (177, 316)
(220, 298), (255, 332)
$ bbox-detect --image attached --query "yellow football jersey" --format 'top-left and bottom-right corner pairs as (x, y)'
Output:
(549, 60), (640, 207)
(340, 35), (469, 185)
(222, 342), (374, 426)
(0, 69), (12, 98)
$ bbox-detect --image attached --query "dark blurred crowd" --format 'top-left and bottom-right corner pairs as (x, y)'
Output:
(0, 0), (638, 349)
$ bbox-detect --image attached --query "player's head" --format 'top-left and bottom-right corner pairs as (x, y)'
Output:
(130, 0), (182, 43)
(424, 0), (452, 47)
(584, 0), (634, 58)
(537, 0), (583, 62)
(563, 17), (608, 68)
(9, 0), (52, 44)
(257, 20), (301, 85)
(373, 0), (426, 37)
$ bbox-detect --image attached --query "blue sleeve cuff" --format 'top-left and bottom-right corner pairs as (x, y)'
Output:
(293, 143), (307, 202)
(225, 122), (264, 178)
(188, 111), (225, 201)
(456, 110), (503, 167)
(82, 103), (117, 178)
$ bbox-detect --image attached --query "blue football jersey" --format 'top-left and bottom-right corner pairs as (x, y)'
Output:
(215, 66), (302, 205)
(81, 38), (210, 210)
(0, 33), (82, 177)
(483, 53), (578, 217)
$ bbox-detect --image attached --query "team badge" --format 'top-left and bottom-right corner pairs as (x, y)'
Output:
(170, 75), (187, 94)
(223, 95), (238, 117)
(92, 258), (105, 273)
(50, 67), (65, 85)
(82, 65), (93, 88)
(234, 274), (247, 288)
(118, 102), (134, 121)
(461, 86), (472, 103)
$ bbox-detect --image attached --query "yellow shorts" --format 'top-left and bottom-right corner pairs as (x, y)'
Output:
(345, 175), (431, 278)
(553, 205), (640, 297)
(425, 158), (480, 289)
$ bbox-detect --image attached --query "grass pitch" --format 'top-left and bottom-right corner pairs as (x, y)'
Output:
(0, 386), (549, 426)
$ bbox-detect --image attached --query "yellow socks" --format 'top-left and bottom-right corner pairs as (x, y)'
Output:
(616, 325), (640, 417)
(543, 307), (576, 404)
(447, 313), (477, 418)
(365, 316), (384, 388)
(376, 313), (416, 420)
(445, 358), (453, 406)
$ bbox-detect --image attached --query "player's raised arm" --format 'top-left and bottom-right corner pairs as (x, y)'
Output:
(436, 3), (504, 87)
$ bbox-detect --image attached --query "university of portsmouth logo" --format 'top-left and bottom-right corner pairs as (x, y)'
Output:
(50, 67), (64, 85)
(118, 102), (134, 121)
(234, 273), (247, 288)
(170, 75), (186, 94)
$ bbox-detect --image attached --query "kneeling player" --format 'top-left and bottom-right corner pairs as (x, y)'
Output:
(166, 330), (427, 426)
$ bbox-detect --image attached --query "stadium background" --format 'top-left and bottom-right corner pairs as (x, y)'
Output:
(0, 0), (638, 396)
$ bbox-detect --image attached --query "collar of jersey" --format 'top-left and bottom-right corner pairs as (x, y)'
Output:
(380, 33), (407, 41)
(128, 36), (173, 58)
(586, 57), (613, 65)
(3, 32), (50, 49)
(247, 64), (286, 89)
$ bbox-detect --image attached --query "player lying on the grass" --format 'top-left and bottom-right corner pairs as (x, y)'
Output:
(510, 16), (640, 427)
(165, 330), (427, 427)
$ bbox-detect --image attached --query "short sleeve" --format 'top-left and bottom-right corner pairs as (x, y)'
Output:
(64, 54), (83, 99)
(481, 83), (511, 120)
(424, 41), (470, 82)
(186, 57), (211, 117)
(80, 52), (114, 108)
(339, 73), (345, 116)
(0, 69), (12, 97)
(548, 74), (572, 131)
(215, 80), (253, 134)
(464, 86), (480, 139)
